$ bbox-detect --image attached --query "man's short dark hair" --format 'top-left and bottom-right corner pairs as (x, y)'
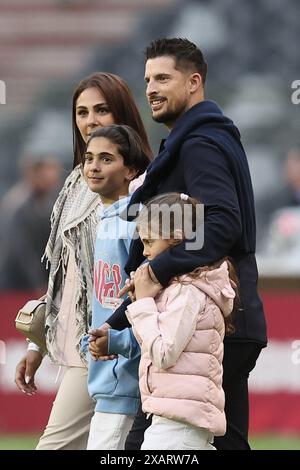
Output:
(145, 37), (207, 85)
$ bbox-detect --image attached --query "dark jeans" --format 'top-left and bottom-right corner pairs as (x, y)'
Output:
(125, 341), (263, 450)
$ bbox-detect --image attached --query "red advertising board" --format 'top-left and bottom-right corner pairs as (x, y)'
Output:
(0, 292), (58, 433)
(1, 290), (300, 434)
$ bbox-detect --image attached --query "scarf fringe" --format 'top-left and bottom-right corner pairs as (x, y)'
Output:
(44, 167), (100, 362)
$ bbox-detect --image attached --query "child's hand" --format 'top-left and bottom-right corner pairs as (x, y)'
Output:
(89, 336), (107, 359)
(88, 322), (111, 342)
(88, 328), (117, 361)
(89, 340), (100, 361)
(134, 263), (162, 300)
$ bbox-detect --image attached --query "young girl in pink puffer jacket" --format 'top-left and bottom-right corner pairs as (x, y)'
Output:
(126, 192), (238, 450)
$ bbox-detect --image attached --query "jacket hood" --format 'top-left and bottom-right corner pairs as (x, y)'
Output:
(165, 100), (241, 152)
(180, 261), (235, 317)
(99, 196), (130, 220)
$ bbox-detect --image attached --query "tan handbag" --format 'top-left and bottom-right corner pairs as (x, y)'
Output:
(15, 300), (47, 353)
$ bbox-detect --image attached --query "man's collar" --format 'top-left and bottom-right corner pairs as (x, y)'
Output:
(159, 139), (166, 152)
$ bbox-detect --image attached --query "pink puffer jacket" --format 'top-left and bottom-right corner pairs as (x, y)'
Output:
(126, 261), (235, 436)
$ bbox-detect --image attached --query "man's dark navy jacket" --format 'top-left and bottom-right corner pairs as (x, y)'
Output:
(109, 100), (267, 345)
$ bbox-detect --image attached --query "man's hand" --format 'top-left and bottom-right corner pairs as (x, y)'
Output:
(88, 323), (117, 361)
(117, 271), (136, 301)
(134, 263), (162, 300)
(88, 322), (111, 342)
(89, 331), (112, 361)
(15, 351), (43, 395)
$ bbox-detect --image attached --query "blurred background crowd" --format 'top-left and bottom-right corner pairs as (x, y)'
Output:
(0, 0), (299, 449)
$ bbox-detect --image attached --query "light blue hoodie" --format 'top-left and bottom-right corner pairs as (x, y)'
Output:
(82, 196), (140, 415)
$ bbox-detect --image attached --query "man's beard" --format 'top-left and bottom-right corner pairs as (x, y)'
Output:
(151, 101), (187, 127)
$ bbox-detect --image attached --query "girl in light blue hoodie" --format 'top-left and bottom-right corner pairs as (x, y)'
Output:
(81, 125), (150, 449)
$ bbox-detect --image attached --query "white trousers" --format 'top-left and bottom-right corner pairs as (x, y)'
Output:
(36, 367), (95, 450)
(141, 415), (216, 450)
(87, 411), (134, 450)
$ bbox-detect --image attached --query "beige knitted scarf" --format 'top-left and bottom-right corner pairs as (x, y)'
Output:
(42, 169), (145, 364)
(43, 166), (100, 364)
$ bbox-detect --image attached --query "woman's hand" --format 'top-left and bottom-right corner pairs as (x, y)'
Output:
(15, 351), (43, 395)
